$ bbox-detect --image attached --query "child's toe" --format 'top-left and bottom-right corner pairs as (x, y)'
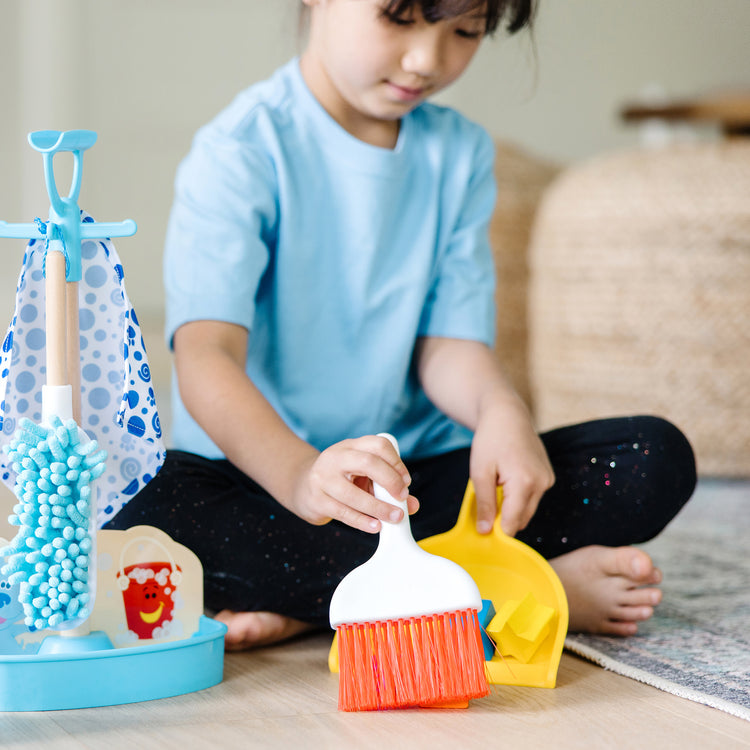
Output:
(621, 586), (662, 607)
(601, 546), (656, 583)
(599, 619), (639, 636)
(613, 603), (654, 622)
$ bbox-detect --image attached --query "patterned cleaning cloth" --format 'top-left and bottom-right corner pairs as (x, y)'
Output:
(0, 216), (165, 526)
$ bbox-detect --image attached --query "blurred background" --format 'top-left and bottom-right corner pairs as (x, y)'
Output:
(1, 0), (748, 520)
(2, 0), (749, 316)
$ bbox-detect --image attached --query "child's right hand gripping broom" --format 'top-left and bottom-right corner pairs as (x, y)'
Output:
(329, 433), (489, 712)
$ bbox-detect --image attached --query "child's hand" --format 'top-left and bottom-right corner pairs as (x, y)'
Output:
(470, 398), (554, 537)
(289, 434), (418, 533)
(414, 336), (553, 538)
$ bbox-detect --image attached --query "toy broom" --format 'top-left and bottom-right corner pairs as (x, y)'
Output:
(329, 434), (489, 711)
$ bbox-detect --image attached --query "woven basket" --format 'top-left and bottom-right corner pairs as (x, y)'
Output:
(490, 142), (561, 407)
(528, 142), (750, 477)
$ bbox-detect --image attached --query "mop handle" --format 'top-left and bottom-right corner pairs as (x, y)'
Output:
(67, 280), (81, 421)
(45, 245), (68, 388)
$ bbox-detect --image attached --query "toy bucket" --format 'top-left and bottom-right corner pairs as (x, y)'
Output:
(116, 536), (183, 640)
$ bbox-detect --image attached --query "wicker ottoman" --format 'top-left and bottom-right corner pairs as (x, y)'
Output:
(528, 142), (750, 477)
(490, 142), (560, 407)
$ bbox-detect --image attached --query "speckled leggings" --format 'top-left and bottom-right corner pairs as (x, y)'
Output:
(104, 415), (696, 627)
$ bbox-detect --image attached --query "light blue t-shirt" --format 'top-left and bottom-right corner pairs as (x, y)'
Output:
(164, 58), (497, 460)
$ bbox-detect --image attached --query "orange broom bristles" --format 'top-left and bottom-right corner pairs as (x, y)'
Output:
(336, 607), (489, 711)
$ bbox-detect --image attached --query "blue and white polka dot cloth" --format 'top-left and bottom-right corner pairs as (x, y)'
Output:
(0, 218), (165, 526)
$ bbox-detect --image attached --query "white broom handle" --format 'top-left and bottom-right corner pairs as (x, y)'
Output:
(45, 248), (68, 388)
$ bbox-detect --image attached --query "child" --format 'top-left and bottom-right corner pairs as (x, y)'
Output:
(106, 0), (696, 649)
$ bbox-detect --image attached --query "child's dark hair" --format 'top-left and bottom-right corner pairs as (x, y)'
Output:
(381, 0), (536, 35)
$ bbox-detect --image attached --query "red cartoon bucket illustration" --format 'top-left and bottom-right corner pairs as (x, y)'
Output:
(116, 536), (183, 640)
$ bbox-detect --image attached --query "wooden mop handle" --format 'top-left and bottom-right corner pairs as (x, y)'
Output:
(45, 249), (68, 388)
(66, 281), (81, 421)
(47, 250), (88, 639)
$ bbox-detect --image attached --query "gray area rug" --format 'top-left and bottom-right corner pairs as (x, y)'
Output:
(565, 479), (750, 721)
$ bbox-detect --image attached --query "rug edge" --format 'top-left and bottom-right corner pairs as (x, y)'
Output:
(564, 637), (750, 724)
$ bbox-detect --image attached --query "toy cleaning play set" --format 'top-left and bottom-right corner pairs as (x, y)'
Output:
(330, 480), (569, 700)
(0, 131), (226, 711)
(0, 129), (567, 714)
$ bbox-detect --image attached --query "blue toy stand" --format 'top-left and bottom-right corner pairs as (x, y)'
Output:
(0, 130), (137, 281)
(0, 131), (226, 711)
(0, 616), (226, 711)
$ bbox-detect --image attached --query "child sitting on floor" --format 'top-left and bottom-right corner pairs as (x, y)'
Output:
(106, 0), (696, 648)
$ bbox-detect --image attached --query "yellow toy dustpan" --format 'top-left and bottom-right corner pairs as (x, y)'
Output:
(418, 481), (568, 688)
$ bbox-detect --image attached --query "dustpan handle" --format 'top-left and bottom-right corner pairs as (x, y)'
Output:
(456, 480), (507, 537)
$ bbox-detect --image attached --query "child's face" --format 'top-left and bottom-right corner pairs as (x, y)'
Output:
(301, 0), (486, 146)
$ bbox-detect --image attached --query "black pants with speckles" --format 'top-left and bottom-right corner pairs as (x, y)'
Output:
(104, 415), (696, 627)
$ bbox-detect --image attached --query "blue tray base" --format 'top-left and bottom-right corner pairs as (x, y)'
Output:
(0, 615), (226, 711)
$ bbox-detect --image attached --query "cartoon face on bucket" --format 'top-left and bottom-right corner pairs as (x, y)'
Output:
(116, 537), (182, 640)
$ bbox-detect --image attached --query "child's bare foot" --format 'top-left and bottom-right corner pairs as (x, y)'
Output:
(214, 610), (315, 651)
(550, 545), (662, 636)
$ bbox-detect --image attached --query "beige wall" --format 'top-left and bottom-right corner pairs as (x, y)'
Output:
(1, 0), (749, 325)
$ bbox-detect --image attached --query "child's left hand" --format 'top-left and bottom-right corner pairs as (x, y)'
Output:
(415, 337), (554, 538)
(470, 394), (555, 537)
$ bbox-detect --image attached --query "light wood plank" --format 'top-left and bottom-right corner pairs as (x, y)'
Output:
(7, 635), (744, 750)
(1, 715), (86, 750)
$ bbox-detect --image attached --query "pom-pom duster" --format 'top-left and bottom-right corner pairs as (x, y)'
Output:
(1, 415), (106, 631)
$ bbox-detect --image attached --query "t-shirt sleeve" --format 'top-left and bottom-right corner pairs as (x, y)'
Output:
(163, 126), (278, 347)
(417, 128), (497, 347)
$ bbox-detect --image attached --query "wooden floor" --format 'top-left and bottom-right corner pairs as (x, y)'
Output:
(4, 633), (749, 749)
